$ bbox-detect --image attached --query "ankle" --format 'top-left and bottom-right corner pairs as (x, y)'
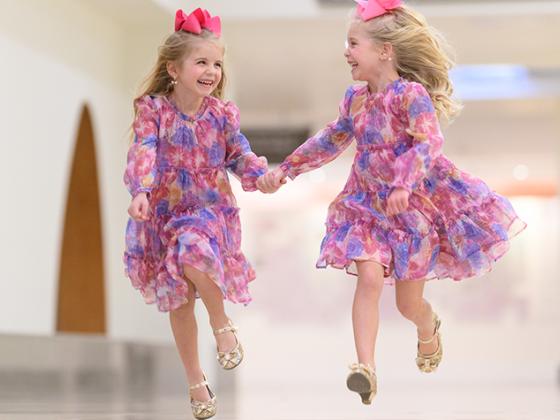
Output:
(210, 315), (230, 331)
(186, 368), (205, 386)
(357, 360), (375, 371)
(417, 315), (436, 335)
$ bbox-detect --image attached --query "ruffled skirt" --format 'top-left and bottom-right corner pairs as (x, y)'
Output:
(317, 158), (526, 282)
(124, 206), (254, 312)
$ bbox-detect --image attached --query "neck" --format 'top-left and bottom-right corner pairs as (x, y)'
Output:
(170, 89), (204, 117)
(367, 69), (400, 93)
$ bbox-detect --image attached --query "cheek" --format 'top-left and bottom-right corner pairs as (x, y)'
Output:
(180, 67), (198, 81)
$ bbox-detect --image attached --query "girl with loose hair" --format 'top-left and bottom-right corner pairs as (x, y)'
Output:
(124, 8), (267, 419)
(258, 0), (524, 405)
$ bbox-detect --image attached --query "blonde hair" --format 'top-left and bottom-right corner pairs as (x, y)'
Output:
(133, 29), (226, 115)
(357, 5), (462, 121)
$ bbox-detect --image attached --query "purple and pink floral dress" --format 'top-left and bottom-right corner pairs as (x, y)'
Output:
(124, 95), (267, 311)
(280, 78), (525, 282)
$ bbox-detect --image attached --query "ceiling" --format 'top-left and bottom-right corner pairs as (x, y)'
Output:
(152, 0), (560, 19)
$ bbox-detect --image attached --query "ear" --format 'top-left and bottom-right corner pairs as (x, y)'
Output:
(166, 61), (177, 80)
(382, 42), (394, 58)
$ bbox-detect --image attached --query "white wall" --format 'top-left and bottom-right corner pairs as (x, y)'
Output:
(0, 0), (176, 342)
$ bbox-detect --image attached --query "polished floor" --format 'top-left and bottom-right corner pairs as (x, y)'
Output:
(1, 325), (558, 420)
(2, 385), (559, 420)
(1, 381), (559, 419)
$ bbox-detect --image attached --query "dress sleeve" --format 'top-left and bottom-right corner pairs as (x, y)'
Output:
(224, 101), (268, 192)
(124, 96), (160, 197)
(279, 87), (355, 180)
(391, 83), (444, 193)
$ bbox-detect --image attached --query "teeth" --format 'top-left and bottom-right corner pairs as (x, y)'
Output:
(198, 80), (213, 86)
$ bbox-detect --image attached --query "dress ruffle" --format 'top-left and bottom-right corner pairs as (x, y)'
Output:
(124, 206), (255, 312)
(316, 173), (526, 282)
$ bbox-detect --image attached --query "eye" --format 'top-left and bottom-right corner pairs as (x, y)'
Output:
(214, 62), (223, 69)
(197, 60), (207, 65)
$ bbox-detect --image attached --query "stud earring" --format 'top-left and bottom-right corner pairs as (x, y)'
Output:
(171, 79), (178, 86)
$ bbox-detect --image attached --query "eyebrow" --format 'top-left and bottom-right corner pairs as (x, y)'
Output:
(194, 57), (223, 63)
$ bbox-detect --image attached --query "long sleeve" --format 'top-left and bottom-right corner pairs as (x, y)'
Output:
(224, 102), (268, 191)
(279, 87), (355, 179)
(124, 96), (160, 197)
(391, 83), (444, 193)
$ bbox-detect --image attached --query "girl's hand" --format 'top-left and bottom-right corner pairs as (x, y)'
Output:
(387, 187), (410, 216)
(256, 167), (287, 194)
(128, 192), (150, 221)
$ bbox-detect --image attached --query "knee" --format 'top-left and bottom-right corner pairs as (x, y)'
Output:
(170, 299), (195, 320)
(357, 273), (384, 297)
(396, 298), (422, 321)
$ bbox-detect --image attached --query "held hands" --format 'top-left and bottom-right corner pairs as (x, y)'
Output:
(256, 167), (287, 194)
(386, 187), (410, 216)
(128, 192), (150, 221)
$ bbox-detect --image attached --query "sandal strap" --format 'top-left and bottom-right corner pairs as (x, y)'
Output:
(349, 362), (376, 377)
(417, 313), (441, 344)
(189, 380), (209, 391)
(418, 334), (437, 345)
(213, 321), (238, 336)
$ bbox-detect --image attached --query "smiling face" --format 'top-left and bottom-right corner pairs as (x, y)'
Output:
(344, 20), (395, 89)
(169, 39), (224, 99)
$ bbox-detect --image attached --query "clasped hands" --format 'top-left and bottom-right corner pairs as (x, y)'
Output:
(256, 167), (287, 194)
(256, 167), (410, 216)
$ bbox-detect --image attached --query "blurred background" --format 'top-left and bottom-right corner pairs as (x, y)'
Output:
(0, 0), (558, 419)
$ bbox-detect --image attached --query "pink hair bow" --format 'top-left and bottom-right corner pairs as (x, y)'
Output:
(354, 0), (402, 21)
(175, 8), (222, 37)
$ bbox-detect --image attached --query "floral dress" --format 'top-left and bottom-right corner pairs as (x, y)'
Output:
(124, 95), (267, 311)
(280, 78), (525, 282)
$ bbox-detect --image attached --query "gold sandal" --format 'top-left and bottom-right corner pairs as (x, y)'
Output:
(213, 320), (244, 370)
(346, 363), (377, 405)
(189, 375), (216, 420)
(416, 312), (443, 373)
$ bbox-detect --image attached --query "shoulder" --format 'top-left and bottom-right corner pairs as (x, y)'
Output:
(402, 80), (430, 99)
(344, 84), (366, 103)
(393, 79), (434, 115)
(205, 95), (237, 113)
(206, 95), (240, 126)
(134, 95), (165, 117)
(342, 84), (368, 115)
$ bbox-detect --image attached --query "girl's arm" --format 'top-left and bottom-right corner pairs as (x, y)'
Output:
(124, 96), (160, 197)
(391, 83), (444, 193)
(278, 87), (356, 179)
(224, 102), (268, 191)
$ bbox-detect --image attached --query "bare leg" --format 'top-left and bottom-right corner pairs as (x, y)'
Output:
(169, 279), (210, 401)
(395, 280), (439, 355)
(353, 261), (385, 368)
(182, 264), (237, 356)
